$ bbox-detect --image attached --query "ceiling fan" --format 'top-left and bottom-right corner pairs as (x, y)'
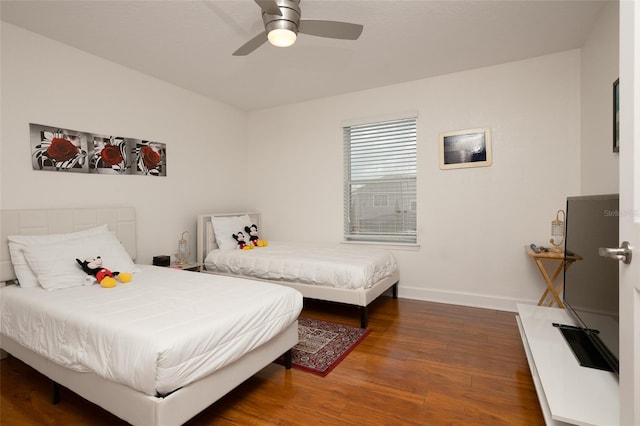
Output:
(233, 0), (364, 56)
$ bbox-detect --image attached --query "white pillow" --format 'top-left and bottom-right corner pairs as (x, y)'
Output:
(211, 215), (252, 251)
(8, 225), (109, 288)
(23, 231), (139, 290)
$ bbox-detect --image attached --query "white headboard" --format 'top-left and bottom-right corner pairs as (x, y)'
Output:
(196, 212), (261, 264)
(1, 207), (137, 283)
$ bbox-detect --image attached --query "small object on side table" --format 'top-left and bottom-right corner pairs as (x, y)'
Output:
(153, 255), (171, 267)
(169, 262), (202, 272)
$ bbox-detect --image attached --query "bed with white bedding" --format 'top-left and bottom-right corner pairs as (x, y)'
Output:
(197, 212), (399, 328)
(0, 207), (302, 426)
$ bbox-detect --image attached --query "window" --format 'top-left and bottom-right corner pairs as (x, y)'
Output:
(343, 116), (417, 243)
(373, 194), (389, 208)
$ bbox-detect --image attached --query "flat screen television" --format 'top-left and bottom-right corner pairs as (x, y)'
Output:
(556, 193), (619, 375)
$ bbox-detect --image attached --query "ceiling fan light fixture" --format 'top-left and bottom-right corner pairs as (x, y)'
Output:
(262, 1), (300, 48)
(268, 28), (297, 47)
(233, 0), (362, 56)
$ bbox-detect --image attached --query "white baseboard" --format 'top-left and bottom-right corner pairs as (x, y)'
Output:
(398, 286), (537, 313)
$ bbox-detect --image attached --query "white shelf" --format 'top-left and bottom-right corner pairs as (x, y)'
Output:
(516, 304), (619, 426)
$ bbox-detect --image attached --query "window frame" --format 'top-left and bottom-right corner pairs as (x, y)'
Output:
(343, 114), (417, 244)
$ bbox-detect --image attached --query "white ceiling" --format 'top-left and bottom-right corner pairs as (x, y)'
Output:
(1, 0), (607, 111)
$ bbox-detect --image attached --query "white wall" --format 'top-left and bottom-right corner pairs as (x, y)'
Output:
(0, 23), (249, 264)
(580, 0), (620, 194)
(2, 12), (614, 312)
(247, 51), (582, 311)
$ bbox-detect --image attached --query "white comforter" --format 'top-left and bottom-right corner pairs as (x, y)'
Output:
(0, 265), (302, 396)
(204, 241), (398, 290)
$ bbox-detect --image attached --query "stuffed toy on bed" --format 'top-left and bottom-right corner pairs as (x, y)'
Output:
(245, 224), (268, 247)
(76, 256), (132, 288)
(232, 231), (254, 250)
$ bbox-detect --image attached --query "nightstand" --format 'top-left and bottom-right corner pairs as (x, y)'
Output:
(525, 245), (582, 308)
(169, 262), (202, 272)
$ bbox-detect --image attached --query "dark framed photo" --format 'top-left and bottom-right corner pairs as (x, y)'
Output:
(438, 128), (492, 170)
(613, 78), (619, 153)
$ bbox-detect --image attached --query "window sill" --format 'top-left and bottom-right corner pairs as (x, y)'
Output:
(341, 241), (420, 251)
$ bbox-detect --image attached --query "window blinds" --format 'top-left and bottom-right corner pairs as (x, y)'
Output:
(343, 117), (417, 243)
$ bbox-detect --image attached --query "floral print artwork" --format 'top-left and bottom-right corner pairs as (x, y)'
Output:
(90, 136), (129, 174)
(135, 142), (166, 176)
(30, 124), (166, 177)
(32, 128), (87, 172)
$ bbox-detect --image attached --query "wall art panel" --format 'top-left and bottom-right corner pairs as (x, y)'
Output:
(29, 123), (166, 177)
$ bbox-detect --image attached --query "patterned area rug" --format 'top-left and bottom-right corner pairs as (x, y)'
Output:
(287, 317), (370, 376)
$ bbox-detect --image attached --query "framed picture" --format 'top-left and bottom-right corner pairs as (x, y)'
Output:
(613, 78), (619, 153)
(29, 123), (167, 176)
(30, 123), (89, 173)
(439, 128), (492, 170)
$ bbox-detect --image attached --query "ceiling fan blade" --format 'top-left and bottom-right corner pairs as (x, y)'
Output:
(254, 0), (282, 16)
(232, 32), (268, 56)
(299, 20), (363, 40)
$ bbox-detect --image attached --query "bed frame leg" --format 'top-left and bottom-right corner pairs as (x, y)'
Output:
(284, 349), (292, 369)
(358, 282), (398, 329)
(52, 381), (60, 405)
(360, 306), (368, 329)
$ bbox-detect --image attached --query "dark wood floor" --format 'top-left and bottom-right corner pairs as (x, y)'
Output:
(0, 296), (544, 425)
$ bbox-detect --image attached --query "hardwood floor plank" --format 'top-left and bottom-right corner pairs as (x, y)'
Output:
(1, 297), (544, 425)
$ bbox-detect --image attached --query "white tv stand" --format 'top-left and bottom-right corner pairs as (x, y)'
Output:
(516, 304), (619, 425)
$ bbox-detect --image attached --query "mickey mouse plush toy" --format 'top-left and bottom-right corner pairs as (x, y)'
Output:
(244, 224), (268, 247)
(232, 231), (254, 250)
(76, 256), (132, 288)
